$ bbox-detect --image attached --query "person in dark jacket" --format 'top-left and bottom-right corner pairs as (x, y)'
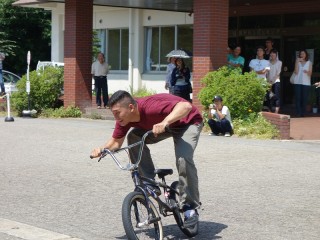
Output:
(171, 58), (192, 102)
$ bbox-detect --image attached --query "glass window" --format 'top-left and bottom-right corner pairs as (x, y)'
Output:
(108, 29), (129, 70)
(145, 25), (193, 72)
(229, 17), (237, 30)
(177, 25), (193, 70)
(284, 13), (320, 28)
(146, 26), (174, 72)
(240, 15), (281, 29)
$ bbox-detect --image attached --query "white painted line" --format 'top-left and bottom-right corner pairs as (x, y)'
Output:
(0, 218), (83, 240)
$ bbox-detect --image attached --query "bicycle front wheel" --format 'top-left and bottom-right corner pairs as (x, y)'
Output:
(122, 191), (163, 240)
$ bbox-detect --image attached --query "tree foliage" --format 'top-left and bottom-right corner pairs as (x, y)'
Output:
(0, 0), (51, 75)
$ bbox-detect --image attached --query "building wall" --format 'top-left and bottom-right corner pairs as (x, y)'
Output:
(50, 5), (194, 95)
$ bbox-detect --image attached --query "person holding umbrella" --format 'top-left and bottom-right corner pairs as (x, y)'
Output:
(170, 58), (192, 102)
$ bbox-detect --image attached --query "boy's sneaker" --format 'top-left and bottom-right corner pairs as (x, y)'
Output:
(224, 132), (231, 137)
(183, 205), (199, 228)
(208, 132), (216, 136)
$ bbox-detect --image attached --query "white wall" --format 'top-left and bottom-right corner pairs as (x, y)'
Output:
(48, 6), (194, 94)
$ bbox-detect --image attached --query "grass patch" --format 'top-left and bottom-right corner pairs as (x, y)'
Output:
(233, 113), (280, 139)
(39, 106), (82, 118)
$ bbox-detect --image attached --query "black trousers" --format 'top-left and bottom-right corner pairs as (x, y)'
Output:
(94, 76), (108, 107)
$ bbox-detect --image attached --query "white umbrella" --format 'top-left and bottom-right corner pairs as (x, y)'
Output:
(166, 49), (192, 58)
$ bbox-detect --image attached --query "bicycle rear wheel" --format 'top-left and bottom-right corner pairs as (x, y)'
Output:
(122, 191), (163, 240)
(169, 181), (199, 238)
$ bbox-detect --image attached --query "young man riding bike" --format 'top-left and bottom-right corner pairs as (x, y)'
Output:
(90, 90), (203, 229)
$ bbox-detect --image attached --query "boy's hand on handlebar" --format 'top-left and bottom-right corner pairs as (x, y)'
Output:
(152, 122), (167, 137)
(90, 147), (102, 159)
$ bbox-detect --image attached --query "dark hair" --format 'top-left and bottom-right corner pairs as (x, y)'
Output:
(270, 49), (278, 55)
(175, 58), (186, 69)
(299, 49), (309, 61)
(228, 42), (236, 50)
(108, 90), (136, 108)
(256, 46), (265, 52)
(213, 95), (223, 102)
(266, 37), (273, 43)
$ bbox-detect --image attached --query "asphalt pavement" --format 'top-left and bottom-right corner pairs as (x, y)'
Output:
(1, 117), (320, 240)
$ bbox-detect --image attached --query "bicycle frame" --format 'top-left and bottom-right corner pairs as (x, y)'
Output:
(95, 130), (199, 238)
(97, 130), (181, 217)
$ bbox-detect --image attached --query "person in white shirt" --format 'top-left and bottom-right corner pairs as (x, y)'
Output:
(208, 95), (233, 137)
(249, 46), (270, 80)
(293, 49), (313, 117)
(91, 52), (109, 109)
(267, 49), (282, 113)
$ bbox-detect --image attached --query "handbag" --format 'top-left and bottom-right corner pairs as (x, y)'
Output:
(290, 73), (296, 84)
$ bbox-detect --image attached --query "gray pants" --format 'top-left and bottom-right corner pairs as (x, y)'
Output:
(127, 123), (203, 209)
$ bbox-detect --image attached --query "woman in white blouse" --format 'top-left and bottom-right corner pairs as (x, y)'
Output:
(293, 50), (313, 117)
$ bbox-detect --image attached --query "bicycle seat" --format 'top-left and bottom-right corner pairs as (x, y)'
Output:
(154, 169), (173, 178)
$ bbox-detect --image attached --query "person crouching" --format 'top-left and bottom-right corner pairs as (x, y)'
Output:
(208, 95), (233, 137)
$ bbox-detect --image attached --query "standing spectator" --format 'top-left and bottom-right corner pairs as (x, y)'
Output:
(227, 43), (235, 60)
(91, 52), (109, 109)
(264, 37), (274, 60)
(267, 49), (282, 113)
(171, 58), (191, 102)
(208, 95), (233, 137)
(293, 50), (313, 117)
(249, 46), (270, 80)
(0, 52), (6, 96)
(227, 46), (245, 70)
(165, 57), (176, 94)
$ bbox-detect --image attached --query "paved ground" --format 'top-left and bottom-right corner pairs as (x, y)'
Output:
(1, 117), (320, 240)
(290, 116), (320, 140)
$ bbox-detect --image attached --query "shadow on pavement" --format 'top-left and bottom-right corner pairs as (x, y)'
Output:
(115, 221), (227, 239)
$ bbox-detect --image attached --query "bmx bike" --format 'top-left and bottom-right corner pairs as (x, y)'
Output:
(91, 130), (199, 239)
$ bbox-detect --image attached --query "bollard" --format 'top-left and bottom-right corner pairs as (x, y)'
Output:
(5, 92), (14, 122)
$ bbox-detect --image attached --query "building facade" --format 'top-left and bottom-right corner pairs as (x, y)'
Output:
(13, 0), (320, 112)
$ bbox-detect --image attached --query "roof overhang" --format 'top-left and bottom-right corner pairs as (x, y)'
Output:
(13, 0), (193, 12)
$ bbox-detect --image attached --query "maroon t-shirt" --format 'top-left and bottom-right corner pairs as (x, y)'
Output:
(112, 94), (203, 139)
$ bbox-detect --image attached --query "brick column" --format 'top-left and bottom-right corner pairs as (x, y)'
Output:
(193, 0), (229, 110)
(64, 0), (93, 111)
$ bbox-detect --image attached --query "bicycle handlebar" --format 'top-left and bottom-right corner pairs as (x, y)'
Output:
(90, 130), (154, 171)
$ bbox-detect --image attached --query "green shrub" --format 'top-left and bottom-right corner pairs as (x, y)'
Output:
(132, 85), (156, 97)
(39, 106), (82, 118)
(198, 66), (269, 119)
(233, 113), (280, 139)
(11, 67), (64, 115)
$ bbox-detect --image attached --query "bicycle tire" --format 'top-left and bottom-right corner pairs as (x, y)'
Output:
(169, 181), (199, 238)
(122, 191), (163, 240)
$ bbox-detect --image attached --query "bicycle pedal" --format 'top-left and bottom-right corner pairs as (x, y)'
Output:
(148, 216), (161, 224)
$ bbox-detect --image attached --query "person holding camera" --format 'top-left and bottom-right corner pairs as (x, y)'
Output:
(208, 95), (233, 137)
